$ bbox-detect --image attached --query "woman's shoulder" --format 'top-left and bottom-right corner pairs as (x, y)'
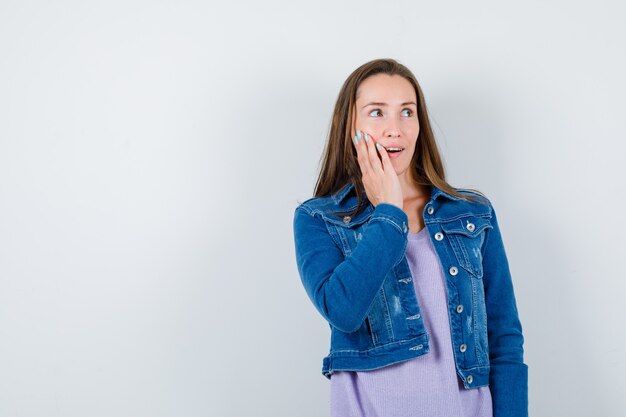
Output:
(454, 186), (490, 200)
(295, 194), (335, 214)
(453, 187), (493, 208)
(437, 187), (494, 220)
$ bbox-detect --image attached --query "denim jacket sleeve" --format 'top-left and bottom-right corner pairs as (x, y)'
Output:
(293, 202), (408, 333)
(481, 202), (529, 417)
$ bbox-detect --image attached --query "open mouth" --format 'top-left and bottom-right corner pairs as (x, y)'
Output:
(384, 146), (405, 160)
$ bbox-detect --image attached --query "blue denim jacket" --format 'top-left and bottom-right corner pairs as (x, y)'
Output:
(293, 182), (528, 417)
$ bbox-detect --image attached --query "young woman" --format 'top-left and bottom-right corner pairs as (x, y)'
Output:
(293, 58), (528, 417)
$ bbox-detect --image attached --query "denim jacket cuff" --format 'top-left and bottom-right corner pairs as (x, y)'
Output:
(370, 203), (409, 235)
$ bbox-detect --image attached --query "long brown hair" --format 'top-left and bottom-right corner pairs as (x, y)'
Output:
(313, 58), (488, 217)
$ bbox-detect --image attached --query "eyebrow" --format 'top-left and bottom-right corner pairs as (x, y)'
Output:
(362, 101), (417, 109)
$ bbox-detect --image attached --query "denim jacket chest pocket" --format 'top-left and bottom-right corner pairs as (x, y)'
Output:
(440, 215), (492, 279)
(321, 206), (373, 256)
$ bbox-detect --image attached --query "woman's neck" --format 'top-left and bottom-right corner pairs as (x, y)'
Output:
(398, 172), (430, 202)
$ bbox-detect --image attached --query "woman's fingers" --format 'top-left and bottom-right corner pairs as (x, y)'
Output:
(376, 140), (393, 173)
(363, 132), (383, 174)
(353, 130), (371, 177)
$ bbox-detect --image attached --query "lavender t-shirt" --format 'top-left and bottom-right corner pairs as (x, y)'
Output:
(330, 227), (493, 417)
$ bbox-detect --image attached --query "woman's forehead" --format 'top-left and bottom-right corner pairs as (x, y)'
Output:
(356, 76), (416, 103)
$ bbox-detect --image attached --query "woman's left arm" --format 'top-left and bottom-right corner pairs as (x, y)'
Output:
(481, 201), (529, 417)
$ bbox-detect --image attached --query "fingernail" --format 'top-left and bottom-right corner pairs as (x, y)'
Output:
(376, 143), (381, 150)
(356, 130), (362, 140)
(364, 133), (369, 142)
(354, 135), (359, 145)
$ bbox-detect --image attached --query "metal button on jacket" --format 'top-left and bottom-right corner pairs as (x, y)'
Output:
(403, 222), (408, 233)
(466, 222), (475, 232)
(456, 304), (464, 313)
(435, 232), (444, 241)
(467, 375), (474, 384)
(449, 266), (458, 276)
(427, 206), (434, 215)
(460, 343), (467, 353)
(343, 216), (351, 224)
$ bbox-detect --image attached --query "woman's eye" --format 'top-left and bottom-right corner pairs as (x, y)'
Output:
(368, 108), (414, 117)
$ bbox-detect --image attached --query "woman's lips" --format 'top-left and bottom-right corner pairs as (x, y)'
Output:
(387, 149), (403, 159)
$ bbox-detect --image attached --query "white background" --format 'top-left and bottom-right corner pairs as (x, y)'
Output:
(1, 1), (624, 416)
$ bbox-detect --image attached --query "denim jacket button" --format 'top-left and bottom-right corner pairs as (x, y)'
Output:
(467, 375), (473, 384)
(466, 222), (475, 232)
(449, 266), (458, 276)
(460, 343), (467, 352)
(456, 304), (464, 313)
(403, 222), (408, 233)
(427, 206), (434, 215)
(435, 232), (444, 241)
(343, 215), (351, 224)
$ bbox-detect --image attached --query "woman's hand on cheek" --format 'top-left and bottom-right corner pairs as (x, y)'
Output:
(352, 130), (403, 209)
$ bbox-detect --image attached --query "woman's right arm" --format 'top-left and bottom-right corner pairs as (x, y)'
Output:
(293, 202), (408, 333)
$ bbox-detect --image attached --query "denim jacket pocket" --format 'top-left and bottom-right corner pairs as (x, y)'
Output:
(440, 215), (492, 278)
(365, 283), (393, 346)
(322, 206), (374, 256)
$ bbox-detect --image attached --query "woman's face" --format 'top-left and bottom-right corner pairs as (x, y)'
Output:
(352, 74), (420, 177)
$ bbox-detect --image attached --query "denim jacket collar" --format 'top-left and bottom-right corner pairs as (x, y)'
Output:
(331, 181), (463, 205)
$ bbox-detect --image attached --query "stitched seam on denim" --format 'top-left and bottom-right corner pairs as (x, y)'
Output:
(334, 227), (351, 257)
(394, 232), (409, 267)
(446, 271), (461, 369)
(368, 217), (403, 234)
(445, 223), (491, 239)
(320, 206), (373, 226)
(426, 213), (492, 224)
(307, 208), (324, 217)
(450, 235), (482, 278)
(332, 184), (354, 203)
(389, 273), (402, 339)
(327, 353), (431, 374)
(296, 204), (314, 216)
(328, 334), (428, 354)
(338, 203), (358, 211)
(480, 267), (489, 362)
(449, 235), (468, 272)
(296, 207), (341, 249)
(367, 315), (378, 345)
(474, 233), (488, 365)
(456, 235), (472, 272)
(482, 309), (489, 360)
(459, 364), (490, 372)
(379, 286), (395, 341)
(303, 208), (345, 254)
(325, 222), (343, 252)
(472, 274), (482, 365)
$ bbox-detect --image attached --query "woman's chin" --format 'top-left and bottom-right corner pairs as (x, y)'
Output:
(390, 160), (407, 174)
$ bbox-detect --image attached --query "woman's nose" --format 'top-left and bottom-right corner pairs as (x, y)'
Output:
(383, 119), (401, 137)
